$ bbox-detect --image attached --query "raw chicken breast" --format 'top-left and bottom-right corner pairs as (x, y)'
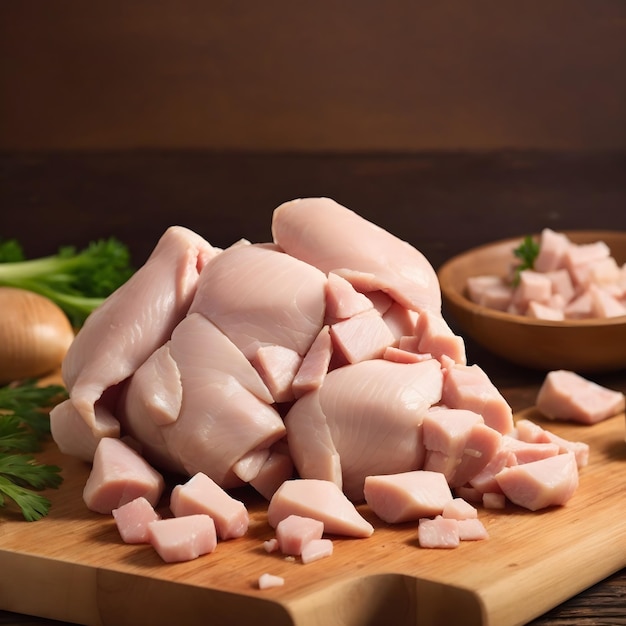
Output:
(285, 358), (444, 501)
(275, 514), (324, 556)
(148, 514), (217, 563)
(422, 408), (502, 488)
(189, 242), (327, 360)
(112, 496), (161, 544)
(363, 470), (453, 524)
(495, 452), (579, 511)
(61, 226), (217, 429)
(267, 479), (374, 538)
(119, 313), (284, 487)
(170, 472), (249, 540)
(50, 398), (120, 462)
(536, 370), (625, 425)
(83, 437), (165, 514)
(271, 197), (441, 314)
(441, 363), (514, 434)
(158, 313), (287, 487)
(301, 539), (334, 564)
(418, 516), (460, 548)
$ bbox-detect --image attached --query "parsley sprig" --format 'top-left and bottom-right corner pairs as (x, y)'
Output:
(0, 380), (66, 521)
(512, 235), (540, 285)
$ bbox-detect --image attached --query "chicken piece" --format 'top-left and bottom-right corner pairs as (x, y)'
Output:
(189, 242), (327, 360)
(50, 398), (120, 462)
(422, 408), (502, 488)
(118, 343), (185, 474)
(112, 496), (161, 544)
(457, 518), (489, 541)
(83, 437), (165, 514)
(119, 313), (284, 486)
(325, 271), (374, 322)
(249, 449), (295, 500)
(267, 479), (374, 538)
(413, 310), (467, 366)
(148, 515), (217, 563)
(441, 363), (514, 435)
(301, 539), (334, 564)
(275, 515), (324, 556)
(418, 516), (460, 549)
(495, 452), (579, 511)
(62, 226), (217, 430)
(330, 309), (396, 364)
(170, 472), (249, 540)
(285, 358), (444, 501)
(363, 470), (453, 524)
(501, 435), (560, 465)
(468, 447), (516, 494)
(123, 344), (182, 427)
(159, 313), (287, 488)
(251, 345), (303, 403)
(534, 228), (570, 272)
(382, 301), (419, 341)
(441, 497), (478, 520)
(536, 370), (625, 425)
(292, 325), (333, 399)
(258, 574), (285, 589)
(271, 197), (441, 314)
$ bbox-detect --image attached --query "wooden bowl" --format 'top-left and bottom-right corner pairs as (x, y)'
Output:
(437, 231), (626, 373)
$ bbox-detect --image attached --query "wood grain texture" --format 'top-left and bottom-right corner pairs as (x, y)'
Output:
(0, 150), (624, 624)
(0, 1), (624, 151)
(0, 407), (624, 626)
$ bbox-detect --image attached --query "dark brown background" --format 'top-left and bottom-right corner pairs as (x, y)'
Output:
(1, 1), (625, 152)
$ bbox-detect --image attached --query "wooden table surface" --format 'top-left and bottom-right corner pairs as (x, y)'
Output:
(0, 151), (625, 625)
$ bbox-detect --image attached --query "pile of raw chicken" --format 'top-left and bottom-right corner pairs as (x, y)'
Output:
(50, 198), (619, 562)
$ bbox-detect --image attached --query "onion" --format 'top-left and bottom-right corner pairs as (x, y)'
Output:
(0, 287), (75, 384)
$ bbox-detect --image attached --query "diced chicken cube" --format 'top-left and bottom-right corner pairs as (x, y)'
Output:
(83, 437), (165, 514)
(501, 435), (560, 465)
(249, 449), (295, 500)
(363, 470), (453, 524)
(170, 472), (249, 540)
(536, 370), (625, 424)
(382, 301), (419, 341)
(112, 496), (161, 544)
(413, 310), (466, 365)
(495, 452), (579, 511)
(457, 518), (489, 541)
(441, 497), (478, 520)
(526, 301), (565, 321)
(301, 538), (334, 564)
(275, 515), (324, 556)
(441, 363), (514, 434)
(292, 325), (333, 399)
(325, 272), (374, 322)
(482, 492), (506, 509)
(422, 408), (502, 488)
(267, 479), (374, 538)
(534, 229), (570, 272)
(263, 538), (279, 553)
(252, 345), (303, 403)
(258, 573), (285, 589)
(514, 270), (552, 307)
(330, 309), (396, 364)
(588, 284), (626, 318)
(418, 516), (460, 549)
(148, 514), (217, 563)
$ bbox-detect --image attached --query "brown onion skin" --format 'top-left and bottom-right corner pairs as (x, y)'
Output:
(0, 287), (75, 384)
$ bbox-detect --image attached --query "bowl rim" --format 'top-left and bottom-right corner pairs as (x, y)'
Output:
(437, 230), (626, 329)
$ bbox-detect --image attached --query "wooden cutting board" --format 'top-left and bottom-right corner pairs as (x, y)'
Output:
(0, 407), (624, 626)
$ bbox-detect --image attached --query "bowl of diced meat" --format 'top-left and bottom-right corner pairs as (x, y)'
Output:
(437, 230), (626, 372)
